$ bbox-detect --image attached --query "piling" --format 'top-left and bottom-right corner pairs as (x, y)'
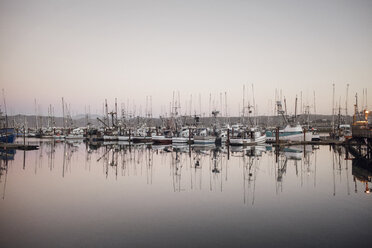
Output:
(188, 128), (191, 144)
(129, 129), (132, 145)
(275, 127), (279, 146)
(227, 129), (230, 145)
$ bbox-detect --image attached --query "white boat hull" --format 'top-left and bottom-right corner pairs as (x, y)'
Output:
(66, 134), (84, 139)
(266, 133), (312, 142)
(103, 135), (118, 141)
(193, 136), (215, 145)
(118, 136), (130, 141)
(53, 135), (65, 139)
(229, 138), (253, 146)
(172, 137), (190, 143)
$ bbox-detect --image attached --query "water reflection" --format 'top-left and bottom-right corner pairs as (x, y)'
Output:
(1, 139), (371, 247)
(1, 139), (370, 203)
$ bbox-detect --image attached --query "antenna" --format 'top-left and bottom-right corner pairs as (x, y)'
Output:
(209, 93), (211, 117)
(332, 84), (335, 133)
(313, 91), (316, 126)
(220, 92), (223, 117)
(252, 84), (256, 123)
(345, 83), (349, 116)
(225, 92), (228, 119)
(365, 88), (368, 110)
(199, 93), (201, 116)
(300, 91), (303, 115)
(115, 98), (118, 125)
(243, 85), (245, 122)
(189, 94), (192, 116)
(284, 97), (287, 116)
(35, 99), (38, 129)
(295, 95), (298, 121)
(105, 99), (108, 126)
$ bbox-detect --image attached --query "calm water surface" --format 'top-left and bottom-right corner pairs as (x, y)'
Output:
(0, 139), (371, 247)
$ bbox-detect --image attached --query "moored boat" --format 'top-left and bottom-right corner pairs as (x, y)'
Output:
(266, 124), (312, 142)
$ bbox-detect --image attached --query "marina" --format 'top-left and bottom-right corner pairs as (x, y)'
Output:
(1, 0), (372, 247)
(1, 75), (371, 248)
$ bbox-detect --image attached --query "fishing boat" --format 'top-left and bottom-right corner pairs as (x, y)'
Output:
(86, 128), (104, 141)
(152, 135), (172, 144)
(193, 128), (215, 145)
(310, 128), (321, 141)
(266, 99), (312, 142)
(172, 128), (192, 144)
(66, 128), (85, 139)
(230, 127), (266, 146)
(266, 124), (313, 142)
(53, 134), (65, 140)
(52, 129), (65, 140)
(152, 130), (172, 144)
(230, 137), (253, 146)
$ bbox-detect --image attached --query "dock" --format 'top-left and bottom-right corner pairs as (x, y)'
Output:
(0, 143), (39, 150)
(266, 139), (345, 146)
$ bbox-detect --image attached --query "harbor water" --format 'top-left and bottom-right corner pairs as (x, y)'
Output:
(0, 139), (371, 247)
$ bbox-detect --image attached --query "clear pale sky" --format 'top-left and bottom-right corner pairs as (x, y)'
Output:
(0, 0), (371, 117)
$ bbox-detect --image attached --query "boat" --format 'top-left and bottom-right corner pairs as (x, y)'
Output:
(118, 135), (130, 141)
(337, 124), (352, 141)
(230, 137), (253, 146)
(53, 134), (65, 140)
(172, 128), (192, 144)
(193, 136), (216, 145)
(266, 124), (312, 142)
(132, 136), (152, 143)
(66, 128), (85, 139)
(230, 127), (266, 146)
(0, 128), (15, 143)
(152, 130), (172, 144)
(103, 135), (118, 141)
(310, 128), (321, 141)
(86, 128), (104, 142)
(193, 128), (215, 145)
(152, 135), (172, 145)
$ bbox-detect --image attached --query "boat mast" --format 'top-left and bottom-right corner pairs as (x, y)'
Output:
(62, 97), (65, 130)
(313, 91), (317, 127)
(345, 84), (349, 116)
(242, 85), (245, 124)
(332, 84), (335, 134)
(2, 89), (8, 131)
(294, 95), (298, 123)
(34, 99), (38, 130)
(252, 84), (256, 126)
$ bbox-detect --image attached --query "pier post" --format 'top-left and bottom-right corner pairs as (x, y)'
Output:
(23, 125), (26, 146)
(275, 127), (279, 145)
(227, 144), (230, 160)
(189, 128), (191, 144)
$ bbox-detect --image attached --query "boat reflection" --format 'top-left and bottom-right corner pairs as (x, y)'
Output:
(1, 139), (370, 203)
(352, 157), (372, 194)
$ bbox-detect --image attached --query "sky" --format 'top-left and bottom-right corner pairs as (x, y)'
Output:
(0, 0), (371, 117)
